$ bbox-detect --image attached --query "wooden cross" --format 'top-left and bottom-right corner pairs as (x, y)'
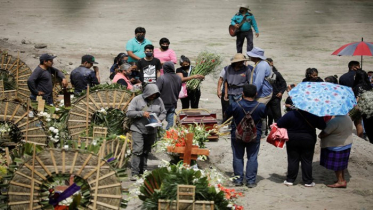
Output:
(167, 133), (209, 166)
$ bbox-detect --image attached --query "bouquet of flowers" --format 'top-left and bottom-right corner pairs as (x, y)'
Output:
(358, 90), (373, 119)
(186, 51), (222, 90)
(154, 124), (210, 153)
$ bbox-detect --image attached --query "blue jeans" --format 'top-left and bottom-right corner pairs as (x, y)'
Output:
(228, 94), (242, 105)
(165, 107), (175, 130)
(231, 131), (260, 184)
(30, 94), (53, 105)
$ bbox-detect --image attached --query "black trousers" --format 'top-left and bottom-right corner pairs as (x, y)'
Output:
(221, 91), (230, 122)
(267, 97), (282, 126)
(286, 133), (316, 184)
(236, 29), (254, 53)
(363, 115), (373, 144)
(181, 89), (201, 109)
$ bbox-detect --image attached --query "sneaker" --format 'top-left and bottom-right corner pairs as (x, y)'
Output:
(283, 180), (293, 186)
(246, 183), (257, 188)
(304, 182), (315, 187)
(130, 176), (138, 181)
(233, 181), (243, 186)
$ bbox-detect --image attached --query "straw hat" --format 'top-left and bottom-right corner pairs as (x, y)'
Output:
(231, 53), (248, 63)
(239, 3), (250, 11)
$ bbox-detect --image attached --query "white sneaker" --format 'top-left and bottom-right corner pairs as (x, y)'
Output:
(304, 182), (315, 187)
(283, 180), (293, 186)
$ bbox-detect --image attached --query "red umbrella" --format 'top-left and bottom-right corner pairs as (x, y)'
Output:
(332, 38), (373, 68)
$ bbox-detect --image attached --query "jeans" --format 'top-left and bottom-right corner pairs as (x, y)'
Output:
(180, 89), (201, 109)
(165, 107), (176, 130)
(131, 131), (156, 176)
(236, 29), (253, 53)
(231, 131), (260, 184)
(228, 94), (242, 105)
(221, 91), (230, 122)
(30, 94), (53, 105)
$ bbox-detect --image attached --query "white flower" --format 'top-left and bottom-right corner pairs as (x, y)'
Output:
(55, 108), (60, 111)
(46, 118), (51, 122)
(49, 127), (55, 131)
(53, 128), (59, 134)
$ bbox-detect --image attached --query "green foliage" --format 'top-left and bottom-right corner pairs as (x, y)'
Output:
(139, 165), (228, 210)
(90, 108), (126, 136)
(74, 83), (139, 99)
(0, 70), (16, 90)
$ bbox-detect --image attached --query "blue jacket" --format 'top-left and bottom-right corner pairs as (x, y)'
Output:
(251, 61), (273, 98)
(70, 66), (99, 94)
(231, 12), (259, 33)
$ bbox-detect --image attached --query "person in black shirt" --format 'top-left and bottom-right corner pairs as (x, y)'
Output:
(176, 55), (205, 109)
(70, 55), (100, 95)
(285, 84), (296, 112)
(266, 58), (287, 129)
(136, 44), (161, 84)
(339, 61), (360, 87)
(302, 68), (323, 82)
(27, 54), (67, 105)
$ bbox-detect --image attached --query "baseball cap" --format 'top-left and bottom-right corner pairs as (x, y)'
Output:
(82, 55), (98, 64)
(39, 54), (57, 61)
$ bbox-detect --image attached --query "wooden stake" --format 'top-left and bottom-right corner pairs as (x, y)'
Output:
(5, 147), (11, 166)
(62, 149), (66, 173)
(15, 51), (19, 98)
(70, 151), (78, 174)
(50, 149), (58, 174)
(29, 144), (36, 210)
(119, 133), (129, 168)
(93, 146), (103, 209)
(86, 85), (90, 135)
(76, 154), (92, 175)
(25, 99), (30, 142)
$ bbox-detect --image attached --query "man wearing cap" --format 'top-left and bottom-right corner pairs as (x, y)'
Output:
(126, 27), (152, 63)
(223, 53), (251, 105)
(70, 55), (100, 95)
(27, 54), (68, 105)
(247, 47), (273, 137)
(231, 4), (259, 53)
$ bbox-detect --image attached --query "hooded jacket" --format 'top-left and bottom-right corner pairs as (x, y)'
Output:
(126, 84), (166, 134)
(156, 62), (182, 109)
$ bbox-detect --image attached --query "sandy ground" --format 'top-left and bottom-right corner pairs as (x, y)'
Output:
(1, 0), (373, 209)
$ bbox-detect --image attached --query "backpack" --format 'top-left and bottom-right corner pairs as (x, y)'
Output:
(235, 102), (260, 143)
(265, 67), (277, 85)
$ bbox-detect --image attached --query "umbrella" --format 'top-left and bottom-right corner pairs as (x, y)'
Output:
(332, 37), (373, 69)
(288, 82), (357, 117)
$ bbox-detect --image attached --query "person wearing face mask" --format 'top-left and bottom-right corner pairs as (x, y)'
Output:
(136, 44), (162, 84)
(70, 55), (100, 95)
(223, 53), (251, 105)
(126, 27), (152, 63)
(231, 4), (259, 53)
(112, 63), (141, 90)
(176, 55), (205, 109)
(156, 62), (182, 130)
(154, 38), (177, 75)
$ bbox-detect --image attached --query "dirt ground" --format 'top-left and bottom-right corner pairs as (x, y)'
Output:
(1, 0), (373, 209)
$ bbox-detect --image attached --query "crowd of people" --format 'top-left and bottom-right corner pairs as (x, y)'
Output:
(25, 4), (373, 190)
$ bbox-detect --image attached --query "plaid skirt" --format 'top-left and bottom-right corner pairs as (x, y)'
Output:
(320, 148), (351, 171)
